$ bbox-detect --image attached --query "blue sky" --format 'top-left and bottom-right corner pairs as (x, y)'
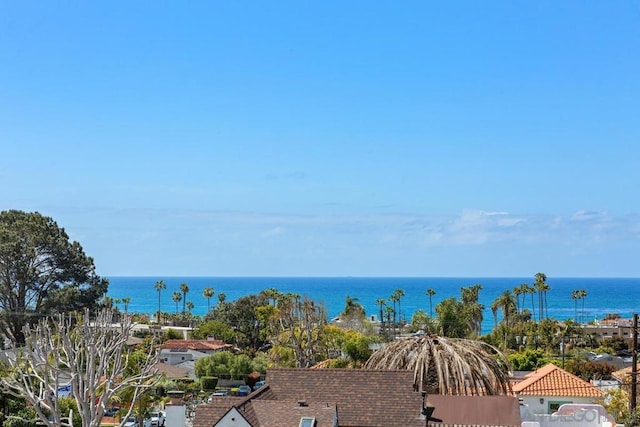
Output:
(2, 1), (639, 277)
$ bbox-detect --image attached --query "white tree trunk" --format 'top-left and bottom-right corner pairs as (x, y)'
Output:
(0, 309), (158, 427)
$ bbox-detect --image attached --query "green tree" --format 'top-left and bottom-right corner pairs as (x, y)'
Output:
(266, 294), (327, 367)
(172, 292), (182, 314)
(461, 284), (484, 336)
(212, 294), (269, 352)
(192, 320), (236, 342)
(154, 280), (166, 322)
(179, 283), (189, 313)
(0, 210), (107, 345)
(435, 297), (470, 338)
(203, 287), (215, 312)
(186, 301), (194, 314)
(194, 351), (256, 380)
(508, 349), (549, 371)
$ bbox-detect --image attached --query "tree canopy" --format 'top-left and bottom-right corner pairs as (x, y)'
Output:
(0, 210), (107, 344)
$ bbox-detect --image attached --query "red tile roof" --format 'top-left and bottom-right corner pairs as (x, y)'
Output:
(512, 363), (603, 398)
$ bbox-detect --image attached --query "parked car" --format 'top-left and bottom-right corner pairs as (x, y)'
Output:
(123, 417), (139, 427)
(238, 385), (252, 396)
(148, 411), (166, 427)
(104, 407), (120, 417)
(252, 381), (265, 391)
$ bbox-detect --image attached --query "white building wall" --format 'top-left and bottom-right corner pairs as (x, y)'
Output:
(215, 408), (252, 427)
(520, 395), (596, 415)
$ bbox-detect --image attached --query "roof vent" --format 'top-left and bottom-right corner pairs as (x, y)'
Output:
(297, 400), (308, 407)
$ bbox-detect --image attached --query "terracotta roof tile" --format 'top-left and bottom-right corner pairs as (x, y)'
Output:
(512, 363), (603, 398)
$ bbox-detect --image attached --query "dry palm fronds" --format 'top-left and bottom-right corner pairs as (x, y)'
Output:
(364, 335), (511, 396)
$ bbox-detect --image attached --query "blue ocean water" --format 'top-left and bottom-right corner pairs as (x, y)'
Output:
(106, 277), (640, 335)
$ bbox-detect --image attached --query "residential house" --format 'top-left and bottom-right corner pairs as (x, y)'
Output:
(194, 368), (522, 427)
(159, 339), (232, 365)
(513, 363), (604, 415)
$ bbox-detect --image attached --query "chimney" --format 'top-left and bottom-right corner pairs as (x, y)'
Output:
(166, 391), (186, 427)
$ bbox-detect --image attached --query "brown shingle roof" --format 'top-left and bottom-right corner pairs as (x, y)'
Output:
(154, 361), (190, 379)
(512, 363), (603, 398)
(194, 368), (521, 427)
(267, 368), (424, 427)
(612, 363), (640, 383)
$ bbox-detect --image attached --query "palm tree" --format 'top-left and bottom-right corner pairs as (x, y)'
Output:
(517, 283), (529, 313)
(180, 282), (189, 313)
(534, 272), (548, 320)
(218, 292), (227, 304)
(376, 298), (386, 332)
(579, 289), (588, 324)
(122, 297), (131, 313)
(186, 301), (194, 314)
(525, 283), (536, 322)
(393, 289), (405, 324)
(343, 295), (365, 317)
(364, 335), (511, 395)
(383, 305), (394, 337)
(154, 280), (166, 322)
(571, 290), (580, 321)
(490, 299), (500, 332)
(389, 292), (400, 337)
(172, 291), (182, 314)
(426, 288), (436, 317)
(512, 286), (522, 314)
(203, 287), (215, 312)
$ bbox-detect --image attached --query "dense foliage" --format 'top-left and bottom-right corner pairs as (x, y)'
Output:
(0, 210), (107, 344)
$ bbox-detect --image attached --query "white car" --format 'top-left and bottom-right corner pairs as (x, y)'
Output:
(148, 411), (166, 427)
(123, 417), (139, 427)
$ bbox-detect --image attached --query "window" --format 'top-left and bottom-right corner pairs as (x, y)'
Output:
(548, 401), (572, 413)
(299, 417), (316, 427)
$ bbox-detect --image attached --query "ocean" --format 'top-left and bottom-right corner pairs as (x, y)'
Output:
(106, 276), (640, 335)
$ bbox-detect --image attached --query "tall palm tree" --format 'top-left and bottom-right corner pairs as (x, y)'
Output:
(364, 335), (511, 395)
(426, 288), (436, 317)
(525, 283), (536, 322)
(571, 290), (580, 321)
(512, 286), (522, 313)
(490, 299), (500, 332)
(376, 298), (386, 326)
(579, 289), (588, 324)
(491, 291), (516, 330)
(517, 283), (529, 314)
(180, 282), (189, 313)
(389, 292), (400, 337)
(393, 289), (405, 324)
(172, 291), (182, 314)
(122, 297), (131, 314)
(203, 287), (215, 312)
(154, 280), (166, 322)
(534, 272), (547, 320)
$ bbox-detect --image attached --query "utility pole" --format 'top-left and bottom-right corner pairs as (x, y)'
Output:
(631, 313), (638, 414)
